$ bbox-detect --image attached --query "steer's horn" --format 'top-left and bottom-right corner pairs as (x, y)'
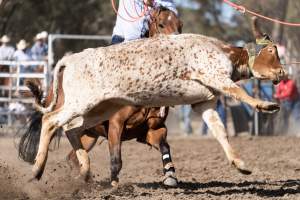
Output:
(251, 16), (264, 39)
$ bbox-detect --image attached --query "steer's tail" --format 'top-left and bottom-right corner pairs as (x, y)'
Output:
(34, 59), (65, 113)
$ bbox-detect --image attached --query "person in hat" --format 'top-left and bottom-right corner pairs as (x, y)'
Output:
(13, 39), (31, 61)
(0, 35), (15, 60)
(30, 31), (48, 61)
(13, 39), (32, 73)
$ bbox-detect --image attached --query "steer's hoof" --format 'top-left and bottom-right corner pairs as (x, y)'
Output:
(111, 180), (119, 187)
(232, 159), (252, 175)
(257, 102), (280, 114)
(32, 164), (44, 181)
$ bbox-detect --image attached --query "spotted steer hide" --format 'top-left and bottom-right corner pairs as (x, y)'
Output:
(59, 34), (234, 113)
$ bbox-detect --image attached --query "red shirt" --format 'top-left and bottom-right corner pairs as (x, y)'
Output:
(275, 79), (299, 101)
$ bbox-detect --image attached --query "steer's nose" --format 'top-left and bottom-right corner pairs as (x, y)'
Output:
(280, 68), (288, 79)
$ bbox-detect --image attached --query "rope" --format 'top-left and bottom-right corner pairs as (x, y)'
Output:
(284, 62), (300, 65)
(223, 0), (300, 27)
(111, 0), (148, 22)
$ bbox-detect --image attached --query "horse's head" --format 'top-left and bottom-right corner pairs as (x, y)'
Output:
(248, 17), (286, 84)
(148, 6), (183, 37)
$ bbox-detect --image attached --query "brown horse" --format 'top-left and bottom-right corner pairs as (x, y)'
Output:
(18, 6), (182, 187)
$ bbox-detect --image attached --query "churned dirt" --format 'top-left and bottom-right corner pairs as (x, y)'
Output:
(0, 136), (299, 200)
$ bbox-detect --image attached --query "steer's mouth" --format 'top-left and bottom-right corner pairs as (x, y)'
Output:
(272, 79), (280, 85)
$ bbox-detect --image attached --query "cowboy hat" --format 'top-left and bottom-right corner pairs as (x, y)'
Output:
(35, 33), (42, 40)
(17, 39), (28, 50)
(40, 31), (48, 39)
(0, 35), (10, 43)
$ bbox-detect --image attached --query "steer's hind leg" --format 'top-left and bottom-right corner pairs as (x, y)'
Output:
(192, 99), (252, 175)
(65, 127), (92, 181)
(32, 108), (76, 180)
(66, 130), (100, 168)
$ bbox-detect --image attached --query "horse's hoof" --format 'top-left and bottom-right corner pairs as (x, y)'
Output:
(232, 159), (252, 175)
(163, 176), (178, 187)
(111, 180), (119, 187)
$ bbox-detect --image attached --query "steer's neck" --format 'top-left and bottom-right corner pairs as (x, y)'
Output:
(222, 46), (253, 82)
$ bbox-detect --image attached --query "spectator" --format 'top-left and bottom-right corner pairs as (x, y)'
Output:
(31, 31), (48, 61)
(13, 39), (31, 69)
(0, 35), (15, 60)
(275, 77), (300, 129)
(13, 39), (31, 84)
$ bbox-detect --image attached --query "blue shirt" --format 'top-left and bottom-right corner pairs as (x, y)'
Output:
(30, 41), (48, 61)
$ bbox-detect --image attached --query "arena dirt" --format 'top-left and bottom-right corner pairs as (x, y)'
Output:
(0, 136), (299, 200)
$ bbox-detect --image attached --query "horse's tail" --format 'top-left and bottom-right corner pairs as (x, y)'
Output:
(34, 59), (65, 114)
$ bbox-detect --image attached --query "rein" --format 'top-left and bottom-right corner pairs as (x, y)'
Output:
(149, 8), (164, 35)
(111, 0), (149, 22)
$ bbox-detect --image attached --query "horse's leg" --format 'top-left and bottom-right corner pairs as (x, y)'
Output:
(192, 99), (252, 175)
(108, 107), (140, 187)
(145, 117), (177, 187)
(108, 120), (123, 187)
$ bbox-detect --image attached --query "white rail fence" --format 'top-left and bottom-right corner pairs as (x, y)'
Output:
(0, 60), (49, 127)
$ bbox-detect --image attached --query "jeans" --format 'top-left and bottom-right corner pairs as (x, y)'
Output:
(282, 100), (300, 122)
(180, 105), (193, 134)
(111, 35), (125, 45)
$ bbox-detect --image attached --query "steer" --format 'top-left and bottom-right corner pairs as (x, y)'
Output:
(31, 18), (286, 180)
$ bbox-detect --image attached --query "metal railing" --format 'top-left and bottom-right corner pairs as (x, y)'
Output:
(0, 60), (49, 126)
(48, 34), (111, 67)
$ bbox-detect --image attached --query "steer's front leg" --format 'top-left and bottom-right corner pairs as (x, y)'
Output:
(192, 100), (251, 175)
(191, 73), (280, 113)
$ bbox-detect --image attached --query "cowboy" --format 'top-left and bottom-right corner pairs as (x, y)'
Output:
(111, 0), (178, 119)
(0, 35), (15, 61)
(13, 39), (31, 70)
(13, 39), (31, 62)
(31, 31), (48, 61)
(111, 0), (177, 44)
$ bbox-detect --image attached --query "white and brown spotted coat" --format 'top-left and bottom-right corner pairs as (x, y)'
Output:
(32, 33), (285, 179)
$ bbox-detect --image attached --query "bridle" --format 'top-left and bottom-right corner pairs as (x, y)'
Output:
(149, 7), (165, 34)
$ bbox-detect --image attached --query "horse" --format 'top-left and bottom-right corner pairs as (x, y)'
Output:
(18, 6), (182, 187)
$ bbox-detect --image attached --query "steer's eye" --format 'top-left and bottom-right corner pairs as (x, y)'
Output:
(267, 47), (274, 53)
(159, 23), (165, 28)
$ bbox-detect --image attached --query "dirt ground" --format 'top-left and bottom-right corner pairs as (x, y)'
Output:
(0, 136), (300, 200)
